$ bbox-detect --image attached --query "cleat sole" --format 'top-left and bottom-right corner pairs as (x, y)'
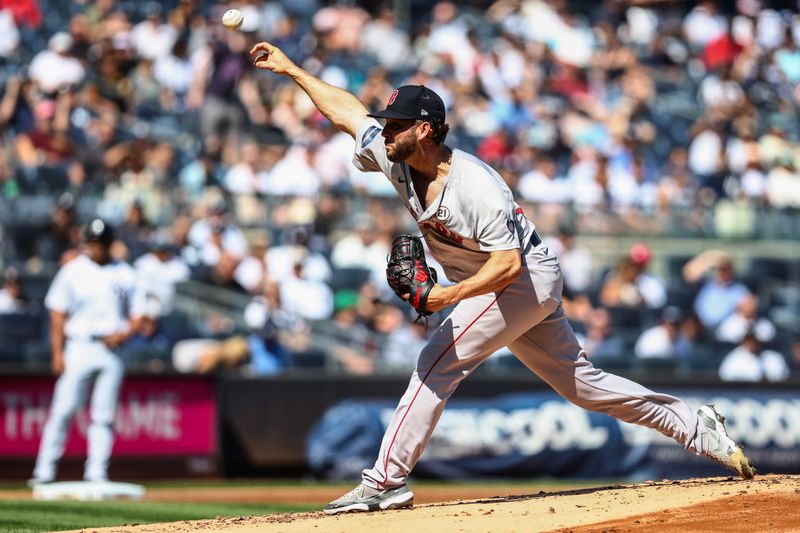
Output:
(731, 445), (756, 480)
(380, 493), (413, 510)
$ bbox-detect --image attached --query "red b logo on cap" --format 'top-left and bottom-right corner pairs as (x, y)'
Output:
(387, 89), (399, 106)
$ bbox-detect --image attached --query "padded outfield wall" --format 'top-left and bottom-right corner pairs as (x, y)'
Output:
(1, 371), (798, 480)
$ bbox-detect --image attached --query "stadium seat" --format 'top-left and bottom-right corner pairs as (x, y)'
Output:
(291, 349), (328, 369)
(159, 312), (198, 341)
(665, 284), (697, 310)
(590, 354), (633, 372)
(33, 166), (69, 193)
(10, 196), (55, 221)
(0, 312), (44, 363)
(606, 306), (654, 329)
(20, 274), (53, 303)
(329, 267), (371, 291)
(677, 347), (726, 376)
(121, 346), (173, 369)
(0, 311), (44, 338)
(633, 357), (677, 372)
(747, 258), (800, 285)
(0, 344), (24, 363)
(23, 339), (51, 367)
(665, 255), (694, 284)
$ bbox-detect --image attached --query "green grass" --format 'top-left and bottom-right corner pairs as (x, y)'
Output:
(140, 477), (620, 489)
(0, 500), (314, 533)
(0, 478), (619, 491)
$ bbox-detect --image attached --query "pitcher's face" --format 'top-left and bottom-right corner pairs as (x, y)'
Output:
(382, 119), (418, 162)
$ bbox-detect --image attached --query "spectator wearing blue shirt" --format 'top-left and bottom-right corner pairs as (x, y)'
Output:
(774, 32), (800, 84)
(688, 252), (750, 329)
(490, 87), (535, 134)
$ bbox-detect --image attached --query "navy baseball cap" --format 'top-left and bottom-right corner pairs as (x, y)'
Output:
(368, 85), (446, 122)
(83, 218), (114, 245)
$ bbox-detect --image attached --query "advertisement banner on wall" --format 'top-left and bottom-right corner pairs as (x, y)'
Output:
(307, 391), (800, 480)
(0, 376), (216, 457)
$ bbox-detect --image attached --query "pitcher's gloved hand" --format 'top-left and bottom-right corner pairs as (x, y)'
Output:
(386, 234), (438, 317)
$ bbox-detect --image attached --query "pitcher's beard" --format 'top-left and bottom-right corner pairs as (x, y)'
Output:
(386, 137), (416, 162)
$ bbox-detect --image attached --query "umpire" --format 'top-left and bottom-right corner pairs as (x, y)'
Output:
(30, 219), (145, 485)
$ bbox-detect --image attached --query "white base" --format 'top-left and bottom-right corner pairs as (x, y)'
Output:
(31, 481), (146, 501)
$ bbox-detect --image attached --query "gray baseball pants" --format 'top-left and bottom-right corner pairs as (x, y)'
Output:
(362, 245), (707, 489)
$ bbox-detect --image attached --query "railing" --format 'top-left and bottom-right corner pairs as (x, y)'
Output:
(171, 281), (357, 359)
(2, 192), (800, 241)
(172, 280), (252, 330)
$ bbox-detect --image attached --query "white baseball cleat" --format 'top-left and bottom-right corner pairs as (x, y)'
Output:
(697, 404), (755, 480)
(324, 483), (413, 514)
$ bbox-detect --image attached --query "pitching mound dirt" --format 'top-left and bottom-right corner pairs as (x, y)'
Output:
(62, 474), (800, 533)
(563, 492), (800, 532)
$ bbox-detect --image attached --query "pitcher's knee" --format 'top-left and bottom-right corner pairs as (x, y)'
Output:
(423, 368), (464, 398)
(556, 368), (610, 411)
(416, 350), (472, 398)
(558, 385), (595, 410)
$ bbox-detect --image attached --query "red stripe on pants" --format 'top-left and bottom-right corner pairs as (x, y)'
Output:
(381, 288), (508, 485)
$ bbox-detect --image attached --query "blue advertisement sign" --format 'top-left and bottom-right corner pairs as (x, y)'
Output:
(307, 391), (800, 480)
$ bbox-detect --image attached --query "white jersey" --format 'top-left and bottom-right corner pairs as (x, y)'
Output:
(134, 252), (191, 313)
(45, 254), (146, 340)
(353, 118), (536, 282)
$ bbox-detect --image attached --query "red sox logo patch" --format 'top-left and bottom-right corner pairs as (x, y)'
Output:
(388, 89), (399, 106)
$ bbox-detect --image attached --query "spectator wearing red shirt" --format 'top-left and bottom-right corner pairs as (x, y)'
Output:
(0, 0), (41, 29)
(14, 98), (72, 168)
(703, 23), (745, 71)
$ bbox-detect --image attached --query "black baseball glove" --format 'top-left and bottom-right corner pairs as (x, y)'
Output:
(386, 234), (438, 317)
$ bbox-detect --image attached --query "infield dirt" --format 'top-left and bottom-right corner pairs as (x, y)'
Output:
(57, 474), (800, 533)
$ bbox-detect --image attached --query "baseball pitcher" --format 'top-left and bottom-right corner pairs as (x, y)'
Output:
(250, 41), (755, 514)
(30, 219), (145, 485)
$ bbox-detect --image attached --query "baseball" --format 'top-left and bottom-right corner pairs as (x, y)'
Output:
(222, 8), (243, 30)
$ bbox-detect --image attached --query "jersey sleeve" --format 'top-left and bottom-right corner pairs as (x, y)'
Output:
(44, 266), (73, 313)
(476, 187), (520, 252)
(353, 118), (391, 176)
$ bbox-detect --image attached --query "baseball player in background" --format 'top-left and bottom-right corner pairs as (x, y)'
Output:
(250, 41), (755, 514)
(30, 219), (145, 485)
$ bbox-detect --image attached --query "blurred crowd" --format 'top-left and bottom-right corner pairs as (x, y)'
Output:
(0, 0), (799, 380)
